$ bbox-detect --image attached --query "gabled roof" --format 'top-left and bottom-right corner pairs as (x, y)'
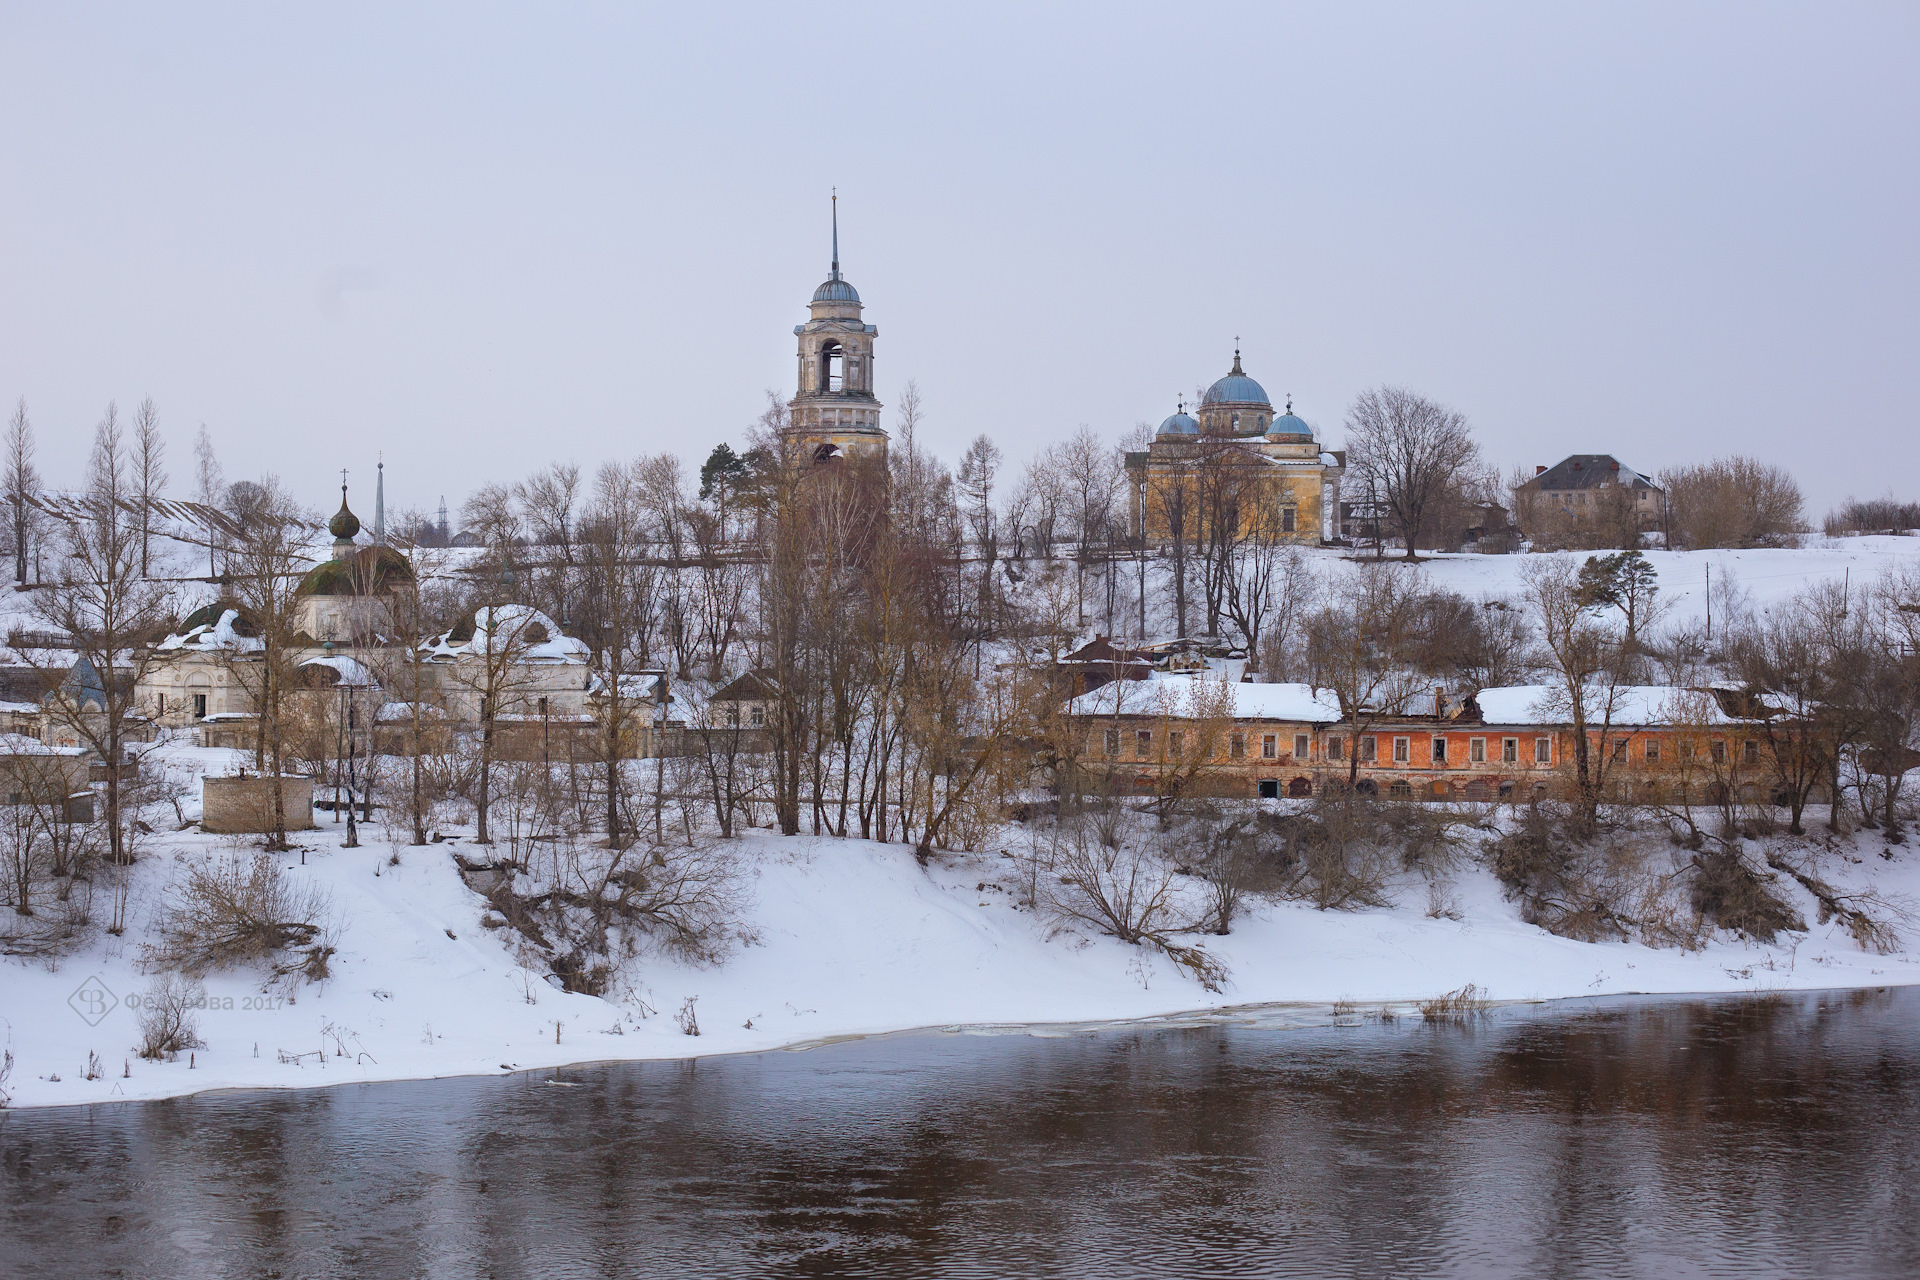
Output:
(711, 669), (779, 703)
(1527, 455), (1659, 491)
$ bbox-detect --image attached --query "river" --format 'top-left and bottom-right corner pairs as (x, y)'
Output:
(3, 988), (1917, 1278)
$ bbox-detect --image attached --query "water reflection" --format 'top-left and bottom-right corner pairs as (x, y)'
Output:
(3, 989), (1916, 1278)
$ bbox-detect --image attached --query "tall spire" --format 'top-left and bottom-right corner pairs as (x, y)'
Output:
(830, 188), (840, 281)
(374, 457), (385, 546)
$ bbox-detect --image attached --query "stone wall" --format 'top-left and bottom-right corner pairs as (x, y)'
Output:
(201, 774), (317, 834)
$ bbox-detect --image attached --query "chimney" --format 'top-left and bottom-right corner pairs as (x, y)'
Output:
(1535, 465), (1547, 476)
(1610, 461), (1619, 472)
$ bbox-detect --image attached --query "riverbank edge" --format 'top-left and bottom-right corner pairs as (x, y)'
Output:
(11, 979), (1916, 1115)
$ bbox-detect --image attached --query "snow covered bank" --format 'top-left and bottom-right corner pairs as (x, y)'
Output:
(6, 800), (1918, 1111)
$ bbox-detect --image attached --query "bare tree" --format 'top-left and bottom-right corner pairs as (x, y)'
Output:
(133, 397), (167, 579)
(4, 398), (40, 586)
(1519, 557), (1632, 834)
(193, 425), (224, 578)
(1343, 386), (1479, 560)
(223, 477), (316, 851)
(462, 482), (522, 569)
(1305, 564), (1424, 789)
(29, 405), (177, 864)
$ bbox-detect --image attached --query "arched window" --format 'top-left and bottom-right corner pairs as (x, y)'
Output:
(1231, 413), (1240, 431)
(820, 343), (845, 393)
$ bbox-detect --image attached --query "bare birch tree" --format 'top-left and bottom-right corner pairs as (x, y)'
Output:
(1343, 386), (1478, 560)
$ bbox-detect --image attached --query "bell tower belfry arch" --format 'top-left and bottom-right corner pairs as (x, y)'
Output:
(784, 193), (887, 463)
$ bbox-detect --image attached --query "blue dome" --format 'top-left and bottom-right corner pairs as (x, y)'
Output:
(812, 277), (860, 303)
(1268, 413), (1312, 437)
(1203, 373), (1271, 406)
(1157, 411), (1201, 436)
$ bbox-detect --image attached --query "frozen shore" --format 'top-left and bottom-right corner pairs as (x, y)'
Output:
(6, 814), (1918, 1112)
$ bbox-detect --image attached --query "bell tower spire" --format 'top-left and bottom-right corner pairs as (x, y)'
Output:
(784, 193), (887, 465)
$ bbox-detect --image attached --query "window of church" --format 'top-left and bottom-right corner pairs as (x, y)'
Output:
(1281, 507), (1296, 533)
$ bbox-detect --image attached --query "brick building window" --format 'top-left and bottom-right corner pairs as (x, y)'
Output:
(1645, 739), (1660, 762)
(1329, 736), (1345, 761)
(1711, 740), (1727, 763)
(1502, 737), (1517, 763)
(1612, 738), (1628, 762)
(1262, 734), (1277, 759)
(1743, 739), (1760, 764)
(1104, 729), (1120, 757)
(1534, 737), (1551, 764)
(1432, 736), (1447, 765)
(1136, 730), (1152, 758)
(1393, 736), (1410, 763)
(1294, 733), (1310, 759)
(1360, 736), (1377, 762)
(1168, 731), (1184, 757)
(1470, 737), (1485, 763)
(1230, 733), (1245, 759)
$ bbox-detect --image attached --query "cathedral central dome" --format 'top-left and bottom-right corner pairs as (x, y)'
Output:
(1202, 348), (1271, 407)
(1202, 372), (1271, 406)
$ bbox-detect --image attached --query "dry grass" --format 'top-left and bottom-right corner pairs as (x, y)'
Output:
(1418, 983), (1491, 1023)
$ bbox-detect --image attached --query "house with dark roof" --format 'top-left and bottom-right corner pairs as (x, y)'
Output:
(1515, 455), (1666, 535)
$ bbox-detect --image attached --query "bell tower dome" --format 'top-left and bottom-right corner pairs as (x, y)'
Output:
(784, 193), (886, 463)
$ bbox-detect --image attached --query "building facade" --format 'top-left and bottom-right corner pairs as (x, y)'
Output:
(1126, 350), (1344, 546)
(1068, 677), (1807, 804)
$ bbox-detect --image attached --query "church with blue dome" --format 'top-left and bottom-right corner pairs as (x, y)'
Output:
(1126, 348), (1344, 544)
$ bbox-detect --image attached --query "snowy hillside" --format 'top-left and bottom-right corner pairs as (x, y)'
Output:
(4, 739), (1917, 1112)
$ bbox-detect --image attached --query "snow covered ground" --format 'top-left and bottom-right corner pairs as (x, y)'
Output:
(6, 743), (1917, 1111)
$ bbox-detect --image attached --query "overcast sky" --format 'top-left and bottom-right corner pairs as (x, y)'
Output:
(3, 2), (1915, 523)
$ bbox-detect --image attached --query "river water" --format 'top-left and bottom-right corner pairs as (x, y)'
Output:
(3, 988), (1917, 1278)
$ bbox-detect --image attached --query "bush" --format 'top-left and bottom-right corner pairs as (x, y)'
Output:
(150, 853), (336, 984)
(1487, 801), (1657, 942)
(1824, 497), (1920, 536)
(1687, 847), (1804, 943)
(135, 974), (207, 1060)
(1661, 456), (1803, 549)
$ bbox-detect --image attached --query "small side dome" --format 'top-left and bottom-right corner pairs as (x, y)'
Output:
(1268, 412), (1313, 438)
(1157, 410), (1201, 437)
(812, 277), (861, 303)
(329, 497), (361, 540)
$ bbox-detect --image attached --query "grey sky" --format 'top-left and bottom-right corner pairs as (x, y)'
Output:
(3, 2), (1914, 522)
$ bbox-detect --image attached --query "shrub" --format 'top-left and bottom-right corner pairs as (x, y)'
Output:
(1687, 847), (1804, 943)
(1824, 497), (1920, 536)
(151, 853), (335, 984)
(135, 974), (207, 1060)
(1661, 456), (1803, 549)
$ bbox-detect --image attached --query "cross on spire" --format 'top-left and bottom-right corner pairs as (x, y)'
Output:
(830, 188), (840, 280)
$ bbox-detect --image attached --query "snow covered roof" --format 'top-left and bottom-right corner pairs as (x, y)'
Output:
(1066, 674), (1342, 722)
(156, 608), (264, 654)
(375, 701), (448, 723)
(424, 606), (587, 663)
(1473, 685), (1747, 727)
(0, 732), (86, 757)
(298, 654), (378, 687)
